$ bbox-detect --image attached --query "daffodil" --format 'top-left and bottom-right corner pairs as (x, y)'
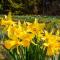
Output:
(1, 12), (15, 27)
(1, 19), (15, 26)
(21, 40), (30, 47)
(43, 30), (60, 56)
(26, 18), (45, 43)
(4, 39), (21, 49)
(44, 42), (60, 56)
(21, 32), (35, 47)
(26, 18), (45, 35)
(7, 23), (26, 39)
(7, 25), (17, 39)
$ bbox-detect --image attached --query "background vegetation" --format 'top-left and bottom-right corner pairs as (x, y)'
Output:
(0, 0), (60, 15)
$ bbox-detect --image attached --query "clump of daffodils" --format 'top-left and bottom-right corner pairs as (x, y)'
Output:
(0, 13), (60, 57)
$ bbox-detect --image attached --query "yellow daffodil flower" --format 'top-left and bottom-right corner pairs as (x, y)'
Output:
(43, 30), (60, 56)
(21, 32), (35, 47)
(1, 18), (15, 26)
(26, 18), (45, 37)
(4, 39), (21, 49)
(7, 24), (26, 39)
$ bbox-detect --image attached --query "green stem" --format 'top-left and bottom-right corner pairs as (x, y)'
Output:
(45, 56), (52, 60)
(53, 55), (59, 60)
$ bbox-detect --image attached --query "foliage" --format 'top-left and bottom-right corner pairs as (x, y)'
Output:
(0, 0), (60, 15)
